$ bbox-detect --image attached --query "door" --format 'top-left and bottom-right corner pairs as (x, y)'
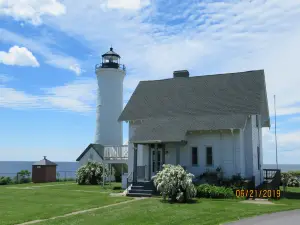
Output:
(152, 149), (162, 175)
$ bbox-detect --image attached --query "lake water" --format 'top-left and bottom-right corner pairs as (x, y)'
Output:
(263, 164), (300, 172)
(0, 161), (79, 178)
(0, 161), (299, 178)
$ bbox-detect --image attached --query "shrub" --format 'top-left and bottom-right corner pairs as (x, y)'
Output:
(281, 172), (300, 187)
(15, 170), (31, 184)
(288, 171), (300, 178)
(0, 176), (12, 185)
(76, 161), (107, 185)
(287, 176), (300, 187)
(153, 164), (196, 203)
(196, 184), (235, 199)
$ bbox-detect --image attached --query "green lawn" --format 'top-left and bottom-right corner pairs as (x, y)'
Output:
(1, 182), (300, 225)
(37, 198), (300, 225)
(0, 182), (130, 225)
(281, 186), (300, 193)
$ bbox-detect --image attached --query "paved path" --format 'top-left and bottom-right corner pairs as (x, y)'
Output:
(224, 210), (300, 225)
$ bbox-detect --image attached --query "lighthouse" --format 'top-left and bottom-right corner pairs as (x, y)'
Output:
(94, 47), (125, 146)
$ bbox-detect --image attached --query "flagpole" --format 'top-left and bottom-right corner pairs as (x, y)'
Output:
(274, 95), (278, 169)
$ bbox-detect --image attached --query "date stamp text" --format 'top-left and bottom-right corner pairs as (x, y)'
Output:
(235, 189), (281, 199)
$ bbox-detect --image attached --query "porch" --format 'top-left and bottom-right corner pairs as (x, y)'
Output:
(129, 142), (186, 185)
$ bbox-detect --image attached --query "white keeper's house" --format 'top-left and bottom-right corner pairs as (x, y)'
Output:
(118, 69), (270, 187)
(75, 47), (272, 190)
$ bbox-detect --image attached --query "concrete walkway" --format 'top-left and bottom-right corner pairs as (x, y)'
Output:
(224, 210), (300, 225)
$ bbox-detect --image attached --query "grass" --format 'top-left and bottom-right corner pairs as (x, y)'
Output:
(280, 186), (300, 193)
(37, 198), (300, 225)
(0, 182), (130, 225)
(1, 182), (300, 225)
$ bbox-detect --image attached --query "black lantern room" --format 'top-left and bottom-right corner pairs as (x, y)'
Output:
(101, 47), (122, 69)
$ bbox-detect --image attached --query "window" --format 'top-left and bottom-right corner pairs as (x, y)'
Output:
(257, 146), (261, 170)
(192, 147), (198, 165)
(206, 147), (213, 166)
(256, 115), (259, 128)
(89, 153), (94, 160)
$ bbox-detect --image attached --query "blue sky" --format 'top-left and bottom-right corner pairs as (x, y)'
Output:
(0, 0), (300, 163)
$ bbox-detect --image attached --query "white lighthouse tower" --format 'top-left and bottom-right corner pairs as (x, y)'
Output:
(95, 47), (125, 146)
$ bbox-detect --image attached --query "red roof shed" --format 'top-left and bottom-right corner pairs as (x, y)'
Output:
(32, 156), (57, 183)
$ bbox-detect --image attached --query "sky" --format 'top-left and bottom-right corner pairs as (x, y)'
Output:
(0, 0), (300, 163)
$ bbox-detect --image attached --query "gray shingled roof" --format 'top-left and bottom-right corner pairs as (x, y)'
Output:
(119, 70), (270, 126)
(120, 70), (270, 143)
(130, 114), (248, 143)
(33, 157), (57, 166)
(76, 144), (104, 161)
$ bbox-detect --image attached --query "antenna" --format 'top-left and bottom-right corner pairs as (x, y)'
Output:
(274, 95), (278, 169)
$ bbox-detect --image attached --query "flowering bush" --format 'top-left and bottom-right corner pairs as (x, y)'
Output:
(153, 164), (196, 202)
(281, 172), (300, 187)
(76, 161), (107, 185)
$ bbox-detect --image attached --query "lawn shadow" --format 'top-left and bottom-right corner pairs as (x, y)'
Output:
(159, 198), (198, 204)
(281, 191), (300, 200)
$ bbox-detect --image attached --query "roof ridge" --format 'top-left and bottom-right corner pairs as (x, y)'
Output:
(140, 69), (264, 83)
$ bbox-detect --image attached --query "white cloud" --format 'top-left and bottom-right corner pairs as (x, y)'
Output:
(46, 56), (82, 75)
(42, 79), (97, 112)
(0, 85), (40, 108)
(0, 74), (14, 83)
(0, 28), (82, 74)
(263, 128), (300, 164)
(107, 0), (150, 10)
(287, 116), (300, 123)
(0, 0), (66, 25)
(0, 78), (97, 112)
(0, 46), (39, 67)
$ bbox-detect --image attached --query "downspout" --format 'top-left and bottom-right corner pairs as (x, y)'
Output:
(230, 128), (236, 174)
(257, 115), (262, 184)
(242, 116), (248, 132)
(242, 116), (249, 177)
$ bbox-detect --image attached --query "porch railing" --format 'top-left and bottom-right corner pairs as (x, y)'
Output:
(263, 169), (281, 190)
(103, 145), (128, 160)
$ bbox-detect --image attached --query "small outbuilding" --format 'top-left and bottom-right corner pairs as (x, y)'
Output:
(32, 156), (57, 183)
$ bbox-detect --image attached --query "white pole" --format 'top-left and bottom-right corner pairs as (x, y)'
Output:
(109, 164), (112, 186)
(274, 95), (278, 169)
(102, 161), (105, 188)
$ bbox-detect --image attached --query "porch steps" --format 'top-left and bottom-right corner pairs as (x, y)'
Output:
(126, 181), (155, 197)
(129, 189), (153, 194)
(126, 192), (152, 197)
